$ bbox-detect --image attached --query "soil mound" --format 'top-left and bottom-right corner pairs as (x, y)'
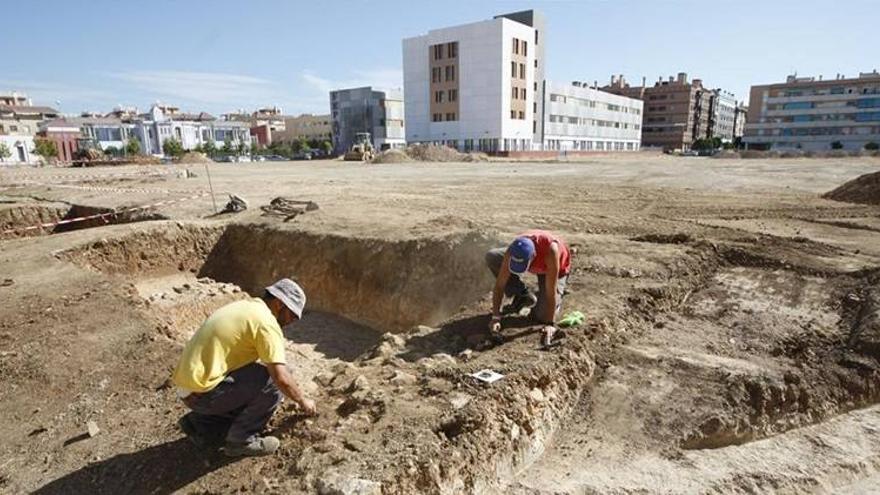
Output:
(822, 170), (880, 205)
(371, 149), (409, 164)
(177, 152), (212, 164)
(371, 144), (489, 164)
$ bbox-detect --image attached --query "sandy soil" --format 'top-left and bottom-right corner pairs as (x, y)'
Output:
(0, 152), (879, 494)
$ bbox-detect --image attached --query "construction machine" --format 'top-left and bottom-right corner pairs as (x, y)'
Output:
(344, 132), (375, 161)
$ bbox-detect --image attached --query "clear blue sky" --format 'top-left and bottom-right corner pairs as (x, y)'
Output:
(5, 0), (876, 116)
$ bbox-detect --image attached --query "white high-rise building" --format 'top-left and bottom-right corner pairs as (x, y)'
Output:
(403, 12), (537, 152)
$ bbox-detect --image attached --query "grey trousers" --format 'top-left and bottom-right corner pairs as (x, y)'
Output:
(182, 362), (282, 444)
(485, 247), (569, 322)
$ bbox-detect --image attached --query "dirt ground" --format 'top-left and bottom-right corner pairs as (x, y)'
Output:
(1, 152), (879, 494)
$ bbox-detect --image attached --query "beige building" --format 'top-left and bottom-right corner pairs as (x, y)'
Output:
(744, 71), (880, 151)
(275, 114), (332, 144)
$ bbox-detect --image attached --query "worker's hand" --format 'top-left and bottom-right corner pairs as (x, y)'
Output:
(297, 397), (317, 416)
(488, 315), (502, 334)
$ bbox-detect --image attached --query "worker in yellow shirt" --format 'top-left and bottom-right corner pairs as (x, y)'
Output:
(172, 278), (316, 457)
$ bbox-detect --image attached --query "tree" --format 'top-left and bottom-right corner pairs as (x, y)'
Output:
(125, 137), (141, 156)
(0, 142), (11, 161)
(104, 146), (120, 157)
(202, 139), (216, 157)
(865, 142), (879, 151)
(162, 137), (184, 158)
(299, 138), (311, 152)
(237, 141), (247, 156)
(222, 138), (234, 155)
(250, 142), (259, 156)
(33, 139), (58, 161)
(830, 141), (844, 150)
(321, 140), (333, 155)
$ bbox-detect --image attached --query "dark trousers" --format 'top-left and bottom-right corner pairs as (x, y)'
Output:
(485, 247), (569, 321)
(182, 362), (282, 444)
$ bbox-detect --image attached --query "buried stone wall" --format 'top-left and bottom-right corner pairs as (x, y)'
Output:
(200, 224), (497, 332)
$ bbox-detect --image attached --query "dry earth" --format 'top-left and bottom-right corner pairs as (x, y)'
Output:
(0, 153), (879, 494)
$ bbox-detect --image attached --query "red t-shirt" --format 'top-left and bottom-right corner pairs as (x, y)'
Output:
(520, 230), (571, 276)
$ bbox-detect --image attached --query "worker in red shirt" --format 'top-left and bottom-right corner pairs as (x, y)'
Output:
(486, 230), (572, 344)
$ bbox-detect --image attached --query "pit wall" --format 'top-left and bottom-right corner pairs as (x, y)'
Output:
(200, 224), (496, 332)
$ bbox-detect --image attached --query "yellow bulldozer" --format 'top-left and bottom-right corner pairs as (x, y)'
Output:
(343, 132), (375, 161)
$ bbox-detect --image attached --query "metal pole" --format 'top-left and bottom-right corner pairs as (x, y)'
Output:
(204, 162), (218, 213)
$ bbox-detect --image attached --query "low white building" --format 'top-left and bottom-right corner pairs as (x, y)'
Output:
(543, 81), (643, 151)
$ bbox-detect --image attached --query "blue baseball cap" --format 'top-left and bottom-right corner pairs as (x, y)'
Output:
(508, 237), (536, 274)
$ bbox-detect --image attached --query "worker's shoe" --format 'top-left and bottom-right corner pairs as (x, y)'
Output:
(223, 436), (281, 457)
(503, 293), (537, 316)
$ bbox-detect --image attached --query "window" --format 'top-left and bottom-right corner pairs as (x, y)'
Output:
(534, 82), (538, 91)
(445, 65), (455, 81)
(522, 41), (528, 57)
(447, 42), (458, 58)
(522, 88), (527, 100)
(445, 112), (456, 121)
(513, 38), (519, 54)
(783, 102), (813, 110)
(519, 63), (525, 79)
(431, 67), (439, 83)
(511, 110), (517, 119)
(535, 30), (539, 45)
(511, 61), (516, 78)
(433, 44), (443, 60)
(512, 87), (518, 99)
(434, 91), (444, 103)
(448, 89), (457, 102)
(432, 113), (441, 122)
(518, 111), (525, 119)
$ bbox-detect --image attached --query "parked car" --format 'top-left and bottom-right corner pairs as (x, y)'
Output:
(292, 151), (313, 160)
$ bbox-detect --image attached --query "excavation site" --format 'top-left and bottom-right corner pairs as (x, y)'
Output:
(1, 156), (880, 494)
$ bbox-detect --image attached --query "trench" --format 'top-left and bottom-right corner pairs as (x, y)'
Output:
(59, 222), (880, 493)
(0, 201), (165, 239)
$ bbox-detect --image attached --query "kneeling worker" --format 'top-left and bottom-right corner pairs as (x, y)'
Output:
(173, 278), (316, 457)
(486, 230), (572, 342)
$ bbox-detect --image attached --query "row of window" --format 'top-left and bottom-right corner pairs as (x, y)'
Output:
(775, 98), (880, 111)
(510, 110), (526, 120)
(779, 86), (880, 97)
(433, 89), (458, 103)
(512, 87), (527, 100)
(545, 139), (637, 151)
(430, 65), (456, 83)
(431, 113), (457, 122)
(755, 126), (880, 137)
(512, 38), (528, 57)
(547, 114), (640, 130)
(548, 94), (641, 115)
(432, 42), (458, 60)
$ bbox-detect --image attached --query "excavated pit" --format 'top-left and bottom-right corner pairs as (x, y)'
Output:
(55, 222), (880, 493)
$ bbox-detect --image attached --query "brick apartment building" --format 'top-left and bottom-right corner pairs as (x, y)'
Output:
(604, 73), (732, 151)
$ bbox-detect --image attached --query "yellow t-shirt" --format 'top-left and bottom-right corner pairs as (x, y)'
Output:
(172, 298), (287, 393)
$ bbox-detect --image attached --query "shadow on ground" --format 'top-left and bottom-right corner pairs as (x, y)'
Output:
(33, 438), (237, 495)
(284, 310), (382, 362)
(400, 313), (542, 361)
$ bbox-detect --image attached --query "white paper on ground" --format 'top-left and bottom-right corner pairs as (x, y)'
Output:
(470, 369), (504, 383)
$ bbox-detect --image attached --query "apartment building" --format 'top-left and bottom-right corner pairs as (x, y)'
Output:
(604, 73), (724, 151)
(224, 106), (286, 146)
(709, 90), (737, 142)
(275, 114), (332, 144)
(733, 103), (748, 141)
(330, 87), (405, 154)
(403, 11), (536, 152)
(0, 91), (59, 164)
(744, 71), (880, 151)
(544, 81), (642, 151)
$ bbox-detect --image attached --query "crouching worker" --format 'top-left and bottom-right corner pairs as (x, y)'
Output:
(173, 278), (317, 457)
(486, 230), (571, 344)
